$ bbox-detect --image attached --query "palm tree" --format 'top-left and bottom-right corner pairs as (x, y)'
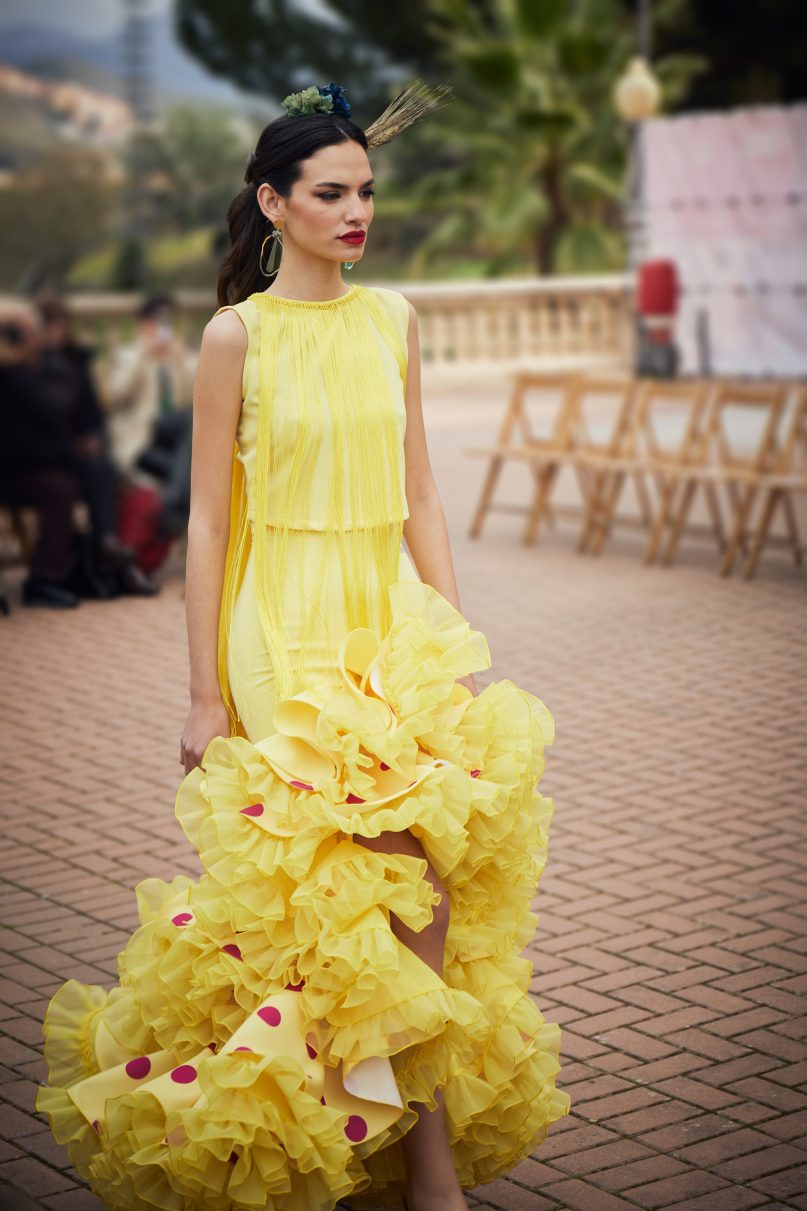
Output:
(411, 0), (705, 275)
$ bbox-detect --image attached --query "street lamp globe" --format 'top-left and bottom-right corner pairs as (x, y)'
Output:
(613, 56), (661, 122)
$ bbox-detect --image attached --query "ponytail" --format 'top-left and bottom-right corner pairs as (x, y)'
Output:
(216, 185), (273, 307)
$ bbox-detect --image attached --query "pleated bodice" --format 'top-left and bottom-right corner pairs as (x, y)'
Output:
(217, 283), (410, 530)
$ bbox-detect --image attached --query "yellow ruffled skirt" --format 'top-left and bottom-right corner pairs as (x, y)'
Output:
(36, 568), (570, 1211)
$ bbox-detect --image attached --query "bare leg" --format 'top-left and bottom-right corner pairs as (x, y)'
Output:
(353, 828), (468, 1210)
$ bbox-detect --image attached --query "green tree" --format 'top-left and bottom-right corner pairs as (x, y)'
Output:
(0, 148), (119, 292)
(104, 103), (262, 290)
(634, 0), (806, 109)
(131, 104), (263, 230)
(413, 0), (705, 274)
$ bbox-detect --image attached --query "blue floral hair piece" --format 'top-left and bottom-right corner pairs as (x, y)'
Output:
(281, 82), (352, 119)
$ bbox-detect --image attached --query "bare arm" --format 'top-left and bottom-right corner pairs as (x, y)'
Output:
(180, 310), (246, 771)
(401, 298), (477, 695)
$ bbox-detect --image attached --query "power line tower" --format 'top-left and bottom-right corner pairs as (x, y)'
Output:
(120, 0), (155, 288)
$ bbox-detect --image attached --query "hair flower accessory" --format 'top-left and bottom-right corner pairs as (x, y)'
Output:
(278, 78), (453, 147)
(319, 82), (352, 118)
(281, 82), (351, 119)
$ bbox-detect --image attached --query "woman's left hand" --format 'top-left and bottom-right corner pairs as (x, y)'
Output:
(457, 673), (478, 697)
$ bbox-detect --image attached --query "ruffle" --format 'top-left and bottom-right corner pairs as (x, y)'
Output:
(36, 578), (570, 1209)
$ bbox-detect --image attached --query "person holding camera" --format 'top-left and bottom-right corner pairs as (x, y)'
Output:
(103, 294), (196, 545)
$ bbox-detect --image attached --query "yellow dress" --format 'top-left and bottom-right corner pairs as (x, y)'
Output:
(35, 281), (570, 1211)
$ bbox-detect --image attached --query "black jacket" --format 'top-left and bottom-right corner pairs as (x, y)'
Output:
(0, 342), (105, 484)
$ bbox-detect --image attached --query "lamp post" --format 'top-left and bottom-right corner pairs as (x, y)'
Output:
(613, 2), (680, 377)
(613, 0), (660, 270)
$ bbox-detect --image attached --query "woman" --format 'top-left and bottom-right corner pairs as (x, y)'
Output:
(36, 81), (570, 1211)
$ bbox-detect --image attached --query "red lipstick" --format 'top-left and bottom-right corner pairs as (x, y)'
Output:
(338, 232), (366, 245)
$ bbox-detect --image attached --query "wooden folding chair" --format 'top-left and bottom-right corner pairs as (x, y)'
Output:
(610, 377), (712, 561)
(516, 375), (644, 547)
(520, 376), (640, 546)
(466, 372), (582, 541)
(742, 385), (807, 578)
(0, 504), (35, 564)
(662, 381), (788, 574)
(577, 379), (707, 558)
(566, 377), (647, 553)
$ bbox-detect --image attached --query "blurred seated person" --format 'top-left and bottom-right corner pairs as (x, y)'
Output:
(103, 294), (196, 540)
(35, 295), (158, 596)
(0, 300), (81, 608)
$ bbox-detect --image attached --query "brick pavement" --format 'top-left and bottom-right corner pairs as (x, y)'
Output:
(1, 380), (805, 1211)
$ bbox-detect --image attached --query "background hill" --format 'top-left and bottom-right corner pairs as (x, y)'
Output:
(0, 14), (262, 108)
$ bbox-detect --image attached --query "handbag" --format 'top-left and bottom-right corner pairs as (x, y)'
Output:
(135, 410), (192, 481)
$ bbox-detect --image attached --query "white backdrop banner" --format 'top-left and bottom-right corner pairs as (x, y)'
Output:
(643, 103), (807, 377)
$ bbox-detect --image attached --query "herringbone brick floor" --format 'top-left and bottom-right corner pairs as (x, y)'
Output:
(1, 382), (805, 1211)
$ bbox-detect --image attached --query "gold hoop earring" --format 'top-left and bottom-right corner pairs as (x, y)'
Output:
(259, 222), (283, 276)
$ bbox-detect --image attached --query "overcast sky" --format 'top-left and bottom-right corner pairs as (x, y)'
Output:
(0, 0), (174, 37)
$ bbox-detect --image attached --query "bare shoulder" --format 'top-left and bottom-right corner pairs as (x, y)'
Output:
(404, 297), (420, 341)
(196, 309), (248, 410)
(371, 287), (417, 334)
(201, 307), (248, 357)
(366, 284), (414, 321)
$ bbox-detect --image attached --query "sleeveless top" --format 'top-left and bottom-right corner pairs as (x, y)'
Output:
(213, 282), (413, 734)
(221, 283), (410, 528)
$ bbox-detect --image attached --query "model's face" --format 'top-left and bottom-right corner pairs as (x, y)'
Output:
(258, 140), (374, 266)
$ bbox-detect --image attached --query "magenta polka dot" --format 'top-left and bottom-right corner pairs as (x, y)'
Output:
(306, 1042), (317, 1059)
(470, 768), (481, 778)
(258, 1004), (282, 1027)
(320, 1095), (326, 1105)
(379, 762), (390, 771)
(228, 1151), (238, 1164)
(289, 779), (314, 791)
(170, 1064), (197, 1084)
(171, 912), (192, 927)
(125, 1056), (151, 1080)
(346, 793), (365, 804)
(240, 803), (264, 817)
(234, 1045), (253, 1052)
(221, 943), (242, 960)
(344, 1114), (368, 1142)
(207, 1042), (217, 1052)
(91, 1119), (100, 1134)
(285, 979), (304, 991)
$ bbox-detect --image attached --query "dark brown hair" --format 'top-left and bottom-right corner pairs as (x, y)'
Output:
(217, 113), (368, 306)
(34, 294), (70, 326)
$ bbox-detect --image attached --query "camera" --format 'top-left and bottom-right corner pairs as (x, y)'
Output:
(0, 321), (25, 347)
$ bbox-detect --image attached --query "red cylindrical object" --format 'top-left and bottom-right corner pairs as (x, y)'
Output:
(637, 259), (679, 317)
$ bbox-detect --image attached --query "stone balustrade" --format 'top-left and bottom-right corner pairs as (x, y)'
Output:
(65, 274), (635, 383)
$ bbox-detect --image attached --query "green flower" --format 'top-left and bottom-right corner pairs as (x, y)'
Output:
(282, 85), (334, 118)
